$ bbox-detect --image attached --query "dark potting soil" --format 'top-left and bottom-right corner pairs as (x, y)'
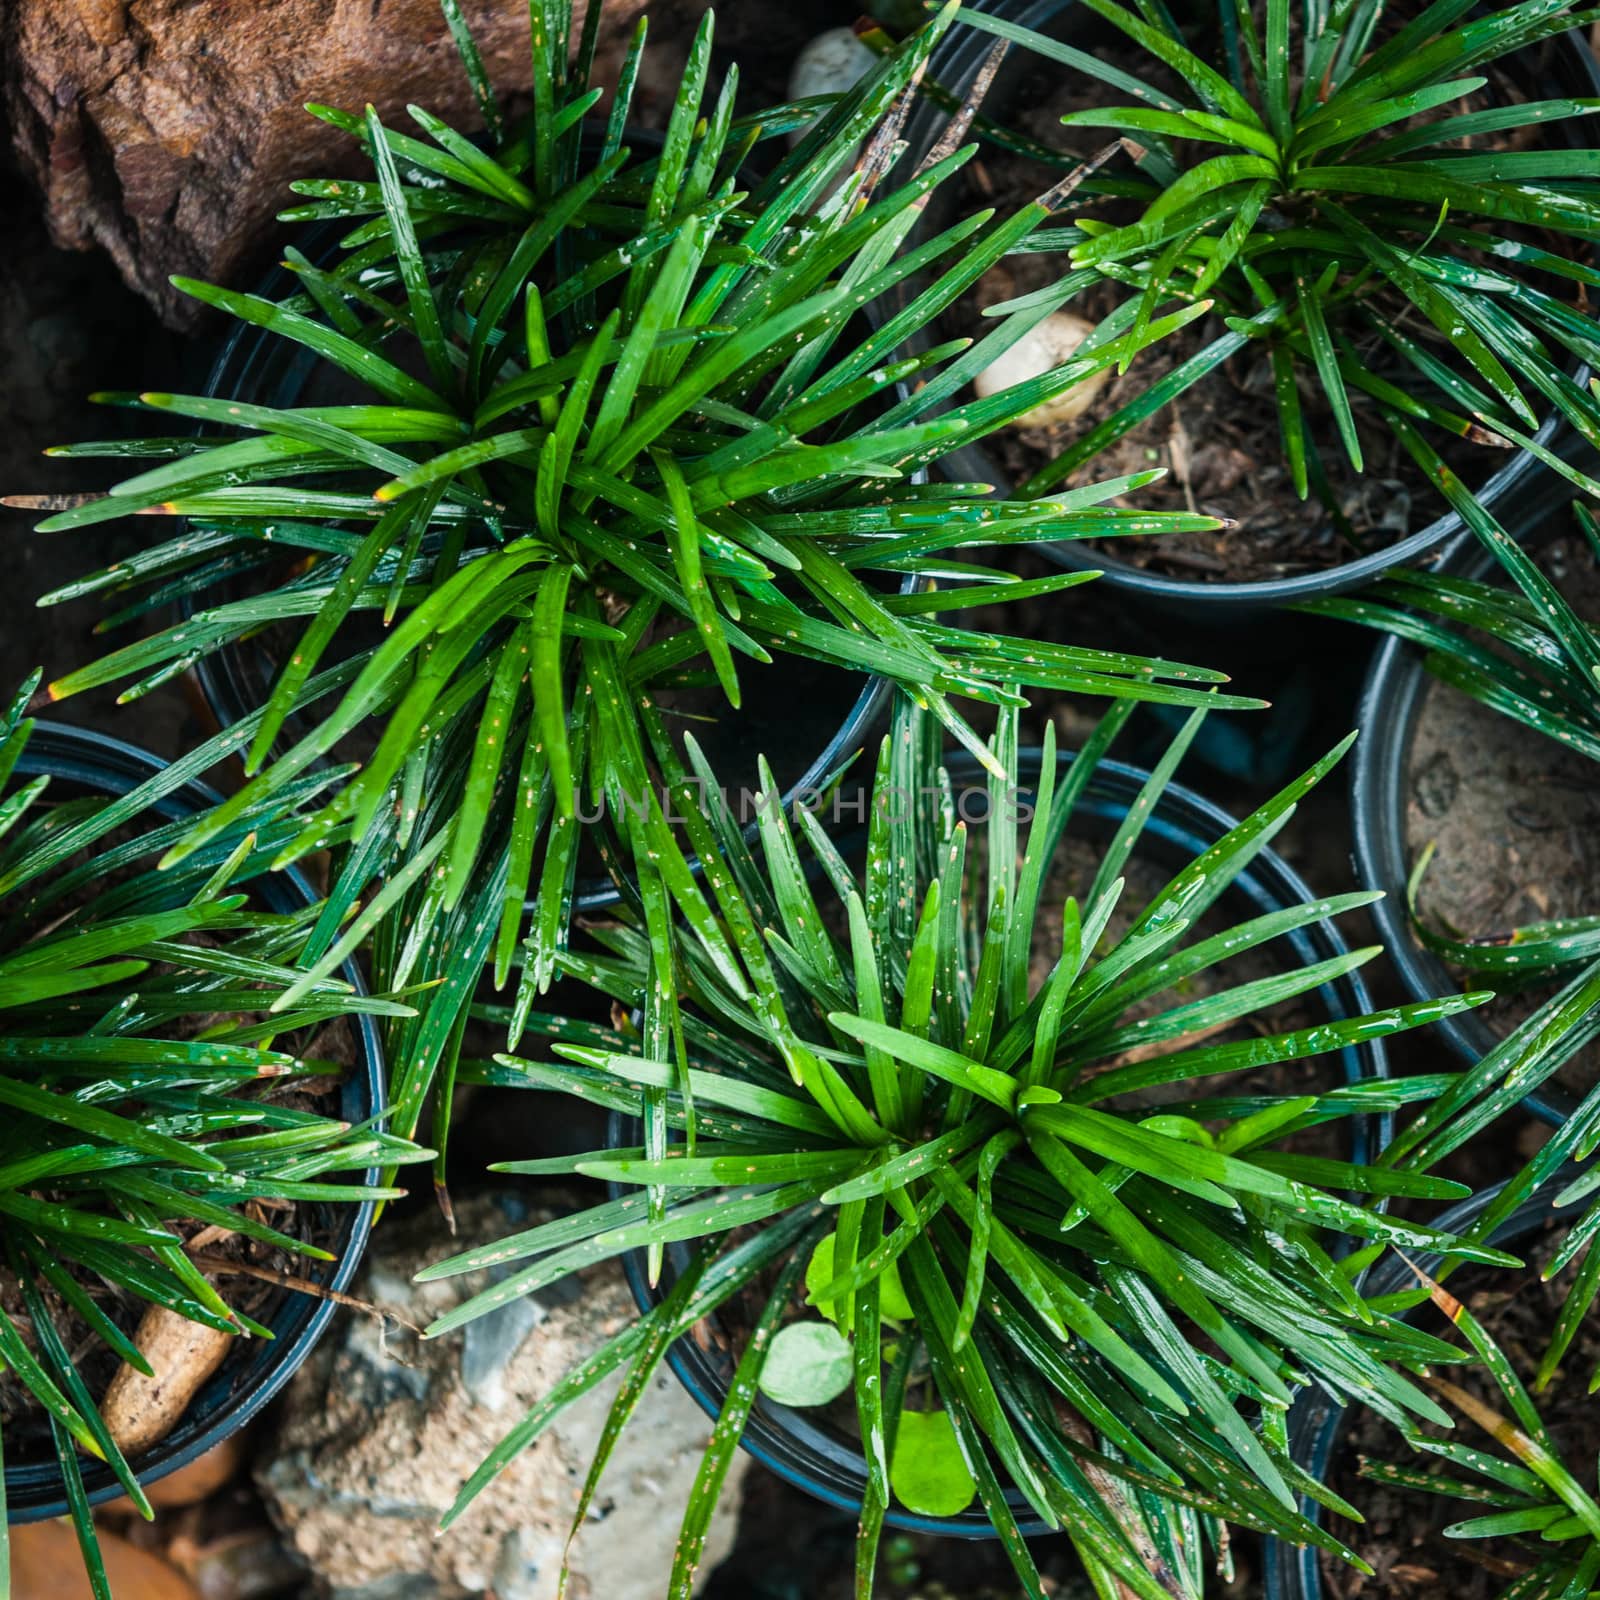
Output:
(936, 18), (1560, 585)
(1404, 533), (1600, 1098)
(967, 258), (1437, 584)
(1319, 1219), (1600, 1599)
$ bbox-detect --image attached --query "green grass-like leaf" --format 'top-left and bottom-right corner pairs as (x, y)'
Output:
(0, 688), (428, 1579)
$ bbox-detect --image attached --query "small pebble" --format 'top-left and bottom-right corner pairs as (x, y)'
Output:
(788, 27), (878, 106)
(972, 310), (1109, 428)
(1412, 749), (1460, 820)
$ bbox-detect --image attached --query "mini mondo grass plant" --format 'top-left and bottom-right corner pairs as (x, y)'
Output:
(954, 0), (1600, 523)
(419, 695), (1504, 1599)
(11, 0), (1254, 1176)
(0, 675), (422, 1591)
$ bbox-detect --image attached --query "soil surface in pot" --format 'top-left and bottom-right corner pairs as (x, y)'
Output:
(966, 256), (1441, 585)
(1403, 533), (1600, 1099)
(936, 14), (1561, 585)
(1320, 1217), (1599, 1598)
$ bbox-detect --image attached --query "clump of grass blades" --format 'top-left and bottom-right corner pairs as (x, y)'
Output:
(12, 0), (1259, 1181)
(19, 0), (1243, 943)
(1357, 1262), (1600, 1597)
(1316, 500), (1600, 1395)
(0, 675), (424, 1592)
(955, 0), (1600, 524)
(425, 692), (1504, 1600)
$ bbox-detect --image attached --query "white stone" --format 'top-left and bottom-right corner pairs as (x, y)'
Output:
(972, 310), (1110, 428)
(788, 26), (878, 106)
(257, 1195), (746, 1600)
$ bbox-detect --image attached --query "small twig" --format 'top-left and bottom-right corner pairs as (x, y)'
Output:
(186, 1253), (424, 1336)
(25, 906), (78, 942)
(186, 1224), (236, 1253)
(1148, 546), (1229, 574)
(1168, 403), (1197, 516)
(1103, 1016), (1237, 1070)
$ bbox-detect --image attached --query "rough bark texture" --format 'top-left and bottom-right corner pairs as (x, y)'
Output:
(3, 0), (639, 328)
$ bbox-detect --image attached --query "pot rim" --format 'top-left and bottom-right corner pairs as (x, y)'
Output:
(615, 745), (1393, 1539)
(3, 720), (386, 1521)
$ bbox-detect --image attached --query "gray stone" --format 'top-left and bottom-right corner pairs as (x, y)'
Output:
(257, 1193), (746, 1600)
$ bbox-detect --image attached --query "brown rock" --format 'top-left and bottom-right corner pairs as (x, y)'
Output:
(11, 1519), (203, 1600)
(102, 1434), (247, 1514)
(2, 0), (643, 327)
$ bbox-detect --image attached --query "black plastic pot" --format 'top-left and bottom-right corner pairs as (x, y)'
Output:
(1352, 521), (1576, 1127)
(4, 722), (386, 1522)
(1263, 1173), (1589, 1599)
(614, 746), (1394, 1539)
(890, 0), (1599, 622)
(189, 233), (909, 917)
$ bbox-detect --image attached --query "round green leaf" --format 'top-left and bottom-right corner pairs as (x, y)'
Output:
(806, 1232), (915, 1323)
(890, 1408), (976, 1517)
(757, 1321), (853, 1407)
